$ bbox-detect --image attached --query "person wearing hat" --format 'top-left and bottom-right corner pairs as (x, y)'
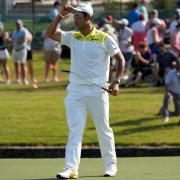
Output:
(170, 22), (180, 58)
(116, 18), (134, 80)
(47, 3), (125, 179)
(132, 13), (147, 50)
(146, 18), (162, 57)
(0, 22), (11, 84)
(160, 58), (180, 123)
(11, 19), (29, 84)
(146, 9), (166, 42)
(169, 9), (180, 36)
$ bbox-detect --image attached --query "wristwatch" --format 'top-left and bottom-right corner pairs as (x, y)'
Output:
(113, 78), (121, 84)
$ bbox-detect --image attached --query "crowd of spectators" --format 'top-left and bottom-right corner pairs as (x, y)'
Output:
(0, 0), (179, 122)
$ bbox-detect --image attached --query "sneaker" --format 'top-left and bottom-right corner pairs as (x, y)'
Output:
(23, 79), (29, 85)
(31, 77), (37, 83)
(6, 80), (11, 84)
(16, 79), (22, 84)
(45, 77), (49, 83)
(56, 168), (78, 179)
(53, 76), (59, 82)
(104, 163), (117, 177)
(164, 116), (169, 123)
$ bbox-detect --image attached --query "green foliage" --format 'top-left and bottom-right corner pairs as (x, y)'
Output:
(0, 53), (179, 146)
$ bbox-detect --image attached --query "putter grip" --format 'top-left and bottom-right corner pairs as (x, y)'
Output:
(102, 87), (112, 93)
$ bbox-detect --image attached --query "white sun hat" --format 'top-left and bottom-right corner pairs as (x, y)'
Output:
(71, 3), (94, 17)
(118, 18), (129, 26)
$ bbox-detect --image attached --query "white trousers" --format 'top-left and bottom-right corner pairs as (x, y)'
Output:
(64, 84), (117, 171)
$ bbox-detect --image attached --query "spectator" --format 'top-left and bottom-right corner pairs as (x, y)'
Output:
(0, 22), (11, 84)
(24, 26), (37, 83)
(128, 2), (141, 27)
(11, 19), (28, 84)
(125, 42), (153, 87)
(132, 14), (147, 50)
(160, 58), (180, 123)
(42, 20), (61, 82)
(146, 9), (166, 41)
(147, 18), (161, 57)
(169, 9), (180, 36)
(139, 0), (149, 22)
(117, 18), (134, 80)
(99, 16), (119, 82)
(49, 0), (62, 21)
(155, 43), (177, 84)
(99, 15), (118, 43)
(170, 23), (180, 58)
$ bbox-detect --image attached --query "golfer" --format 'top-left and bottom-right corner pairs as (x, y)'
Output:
(48, 3), (125, 179)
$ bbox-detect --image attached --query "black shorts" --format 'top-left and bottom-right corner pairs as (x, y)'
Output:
(27, 50), (33, 61)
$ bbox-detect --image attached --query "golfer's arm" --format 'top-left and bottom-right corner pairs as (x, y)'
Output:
(47, 15), (62, 42)
(113, 52), (125, 81)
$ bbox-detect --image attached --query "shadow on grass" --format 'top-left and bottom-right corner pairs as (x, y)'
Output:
(115, 122), (177, 136)
(79, 175), (104, 178)
(25, 178), (56, 180)
(88, 116), (178, 136)
(111, 117), (158, 127)
(25, 175), (103, 180)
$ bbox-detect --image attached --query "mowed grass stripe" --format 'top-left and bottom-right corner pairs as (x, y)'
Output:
(0, 157), (180, 180)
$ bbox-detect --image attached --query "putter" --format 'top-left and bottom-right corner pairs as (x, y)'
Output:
(60, 69), (112, 93)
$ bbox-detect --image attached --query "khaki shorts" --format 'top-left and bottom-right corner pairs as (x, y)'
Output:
(44, 50), (60, 62)
(0, 49), (9, 60)
(13, 48), (27, 64)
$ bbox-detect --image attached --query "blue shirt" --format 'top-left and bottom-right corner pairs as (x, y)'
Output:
(165, 69), (180, 95)
(49, 8), (58, 20)
(128, 9), (141, 26)
(12, 27), (28, 50)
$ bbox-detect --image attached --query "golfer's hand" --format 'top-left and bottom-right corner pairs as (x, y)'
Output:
(58, 5), (72, 16)
(109, 81), (120, 96)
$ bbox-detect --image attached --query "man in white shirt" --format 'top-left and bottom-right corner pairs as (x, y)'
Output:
(161, 58), (180, 123)
(47, 3), (125, 179)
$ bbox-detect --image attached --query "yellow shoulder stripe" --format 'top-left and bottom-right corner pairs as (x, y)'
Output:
(73, 29), (108, 43)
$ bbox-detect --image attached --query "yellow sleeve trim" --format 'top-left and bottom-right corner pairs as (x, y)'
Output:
(73, 29), (108, 43)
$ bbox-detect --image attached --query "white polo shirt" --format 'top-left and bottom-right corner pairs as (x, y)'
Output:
(61, 27), (120, 86)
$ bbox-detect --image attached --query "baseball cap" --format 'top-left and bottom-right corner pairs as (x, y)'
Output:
(106, 15), (113, 21)
(71, 3), (94, 17)
(118, 18), (129, 25)
(16, 19), (23, 25)
(152, 18), (161, 25)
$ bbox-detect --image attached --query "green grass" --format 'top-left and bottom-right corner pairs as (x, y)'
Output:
(0, 157), (180, 180)
(0, 52), (180, 146)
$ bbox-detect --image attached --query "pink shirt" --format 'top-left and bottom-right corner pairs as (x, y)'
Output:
(170, 31), (180, 57)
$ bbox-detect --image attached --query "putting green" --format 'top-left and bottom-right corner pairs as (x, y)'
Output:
(0, 157), (180, 180)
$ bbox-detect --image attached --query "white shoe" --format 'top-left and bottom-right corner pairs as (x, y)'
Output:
(56, 168), (78, 179)
(16, 79), (22, 84)
(53, 76), (59, 82)
(45, 77), (49, 83)
(6, 80), (11, 84)
(23, 79), (29, 85)
(31, 77), (37, 83)
(104, 163), (117, 177)
(164, 116), (169, 123)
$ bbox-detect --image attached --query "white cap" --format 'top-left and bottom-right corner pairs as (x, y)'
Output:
(118, 18), (129, 25)
(152, 18), (161, 25)
(71, 3), (94, 17)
